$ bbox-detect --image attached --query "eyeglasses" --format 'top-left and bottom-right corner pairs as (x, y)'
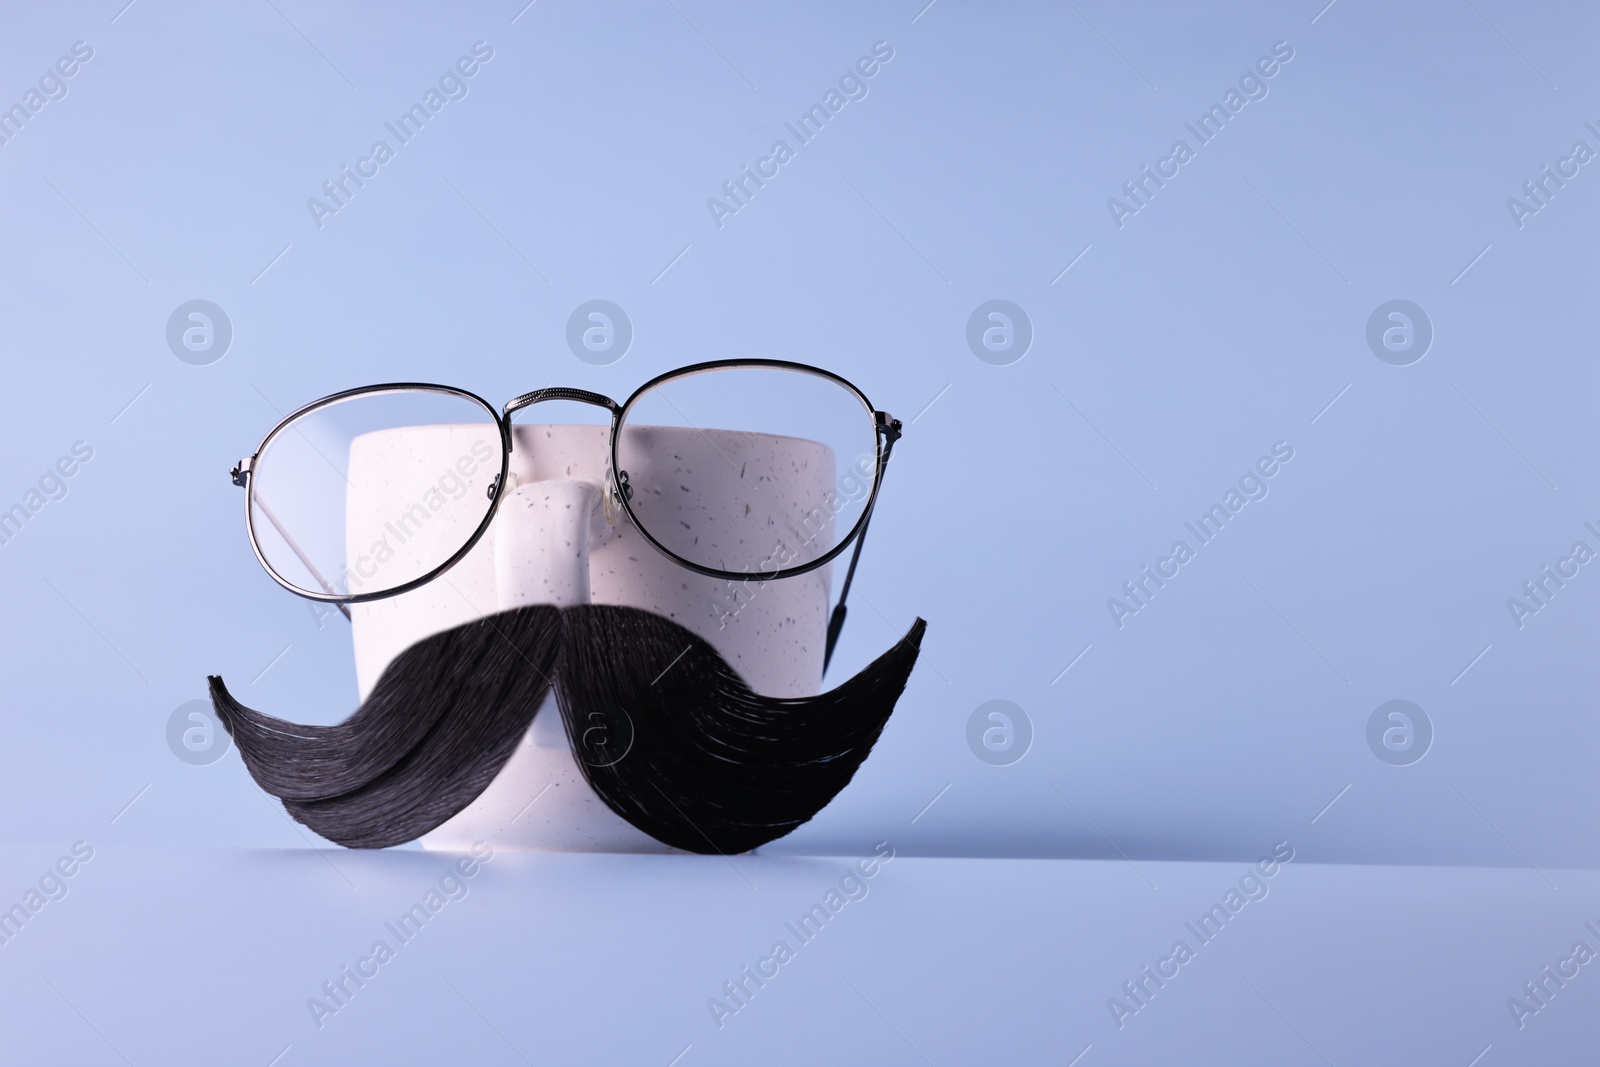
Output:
(230, 359), (903, 671)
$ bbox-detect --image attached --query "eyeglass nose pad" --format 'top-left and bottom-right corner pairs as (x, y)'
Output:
(602, 466), (631, 526)
(602, 468), (618, 527)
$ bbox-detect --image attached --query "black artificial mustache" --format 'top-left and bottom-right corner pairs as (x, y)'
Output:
(208, 605), (925, 854)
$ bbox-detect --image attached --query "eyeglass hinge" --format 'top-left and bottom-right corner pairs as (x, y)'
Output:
(230, 457), (253, 487)
(876, 412), (902, 444)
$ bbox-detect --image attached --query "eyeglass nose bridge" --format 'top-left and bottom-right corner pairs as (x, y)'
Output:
(502, 386), (620, 419)
(502, 386), (631, 524)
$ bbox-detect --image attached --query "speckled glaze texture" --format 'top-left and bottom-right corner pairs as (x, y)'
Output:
(344, 423), (837, 851)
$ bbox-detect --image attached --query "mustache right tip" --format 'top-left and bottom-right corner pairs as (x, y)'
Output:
(206, 674), (239, 737)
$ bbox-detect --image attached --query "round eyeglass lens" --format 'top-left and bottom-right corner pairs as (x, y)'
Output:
(615, 365), (879, 576)
(248, 388), (503, 600)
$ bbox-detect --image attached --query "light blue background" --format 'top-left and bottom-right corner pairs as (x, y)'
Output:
(0, 1), (1595, 1061)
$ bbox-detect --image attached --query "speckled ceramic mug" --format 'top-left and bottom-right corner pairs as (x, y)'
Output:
(345, 422), (836, 851)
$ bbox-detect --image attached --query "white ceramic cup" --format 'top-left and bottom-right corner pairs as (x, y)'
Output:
(344, 423), (839, 851)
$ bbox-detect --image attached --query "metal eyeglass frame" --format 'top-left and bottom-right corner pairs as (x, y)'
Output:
(230, 358), (903, 674)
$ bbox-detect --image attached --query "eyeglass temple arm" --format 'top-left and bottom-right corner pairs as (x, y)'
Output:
(822, 414), (902, 678)
(233, 461), (352, 622)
